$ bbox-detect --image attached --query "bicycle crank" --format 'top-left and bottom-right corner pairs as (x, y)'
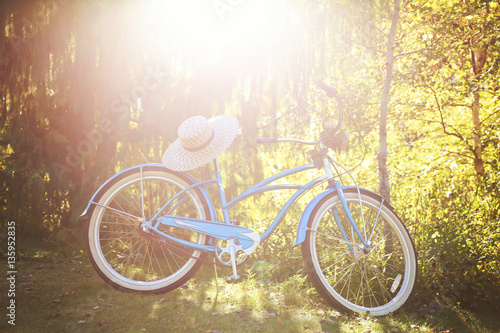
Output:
(215, 238), (248, 267)
(215, 238), (244, 283)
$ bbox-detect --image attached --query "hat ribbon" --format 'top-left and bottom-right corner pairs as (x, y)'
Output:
(184, 129), (215, 152)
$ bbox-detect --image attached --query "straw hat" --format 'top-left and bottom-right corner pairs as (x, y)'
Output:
(162, 115), (239, 171)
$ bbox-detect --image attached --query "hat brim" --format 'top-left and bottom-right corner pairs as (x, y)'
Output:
(162, 115), (239, 171)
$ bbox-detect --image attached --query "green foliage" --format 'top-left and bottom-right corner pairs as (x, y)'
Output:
(395, 170), (500, 305)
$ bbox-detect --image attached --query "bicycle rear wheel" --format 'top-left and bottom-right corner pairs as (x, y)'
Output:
(302, 189), (417, 315)
(86, 166), (212, 293)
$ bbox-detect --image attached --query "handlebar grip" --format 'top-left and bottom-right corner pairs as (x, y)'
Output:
(256, 137), (278, 144)
(315, 80), (340, 99)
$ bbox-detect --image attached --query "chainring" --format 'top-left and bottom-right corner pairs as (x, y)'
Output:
(215, 239), (249, 267)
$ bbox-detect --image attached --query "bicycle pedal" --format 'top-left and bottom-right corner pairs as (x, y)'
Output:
(225, 275), (242, 284)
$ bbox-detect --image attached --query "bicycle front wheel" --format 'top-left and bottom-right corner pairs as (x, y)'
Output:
(86, 166), (212, 293)
(302, 189), (417, 315)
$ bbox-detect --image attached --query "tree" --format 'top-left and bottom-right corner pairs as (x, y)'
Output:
(400, 0), (500, 179)
(379, 0), (401, 201)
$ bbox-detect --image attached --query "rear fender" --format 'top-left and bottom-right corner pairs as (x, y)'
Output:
(293, 186), (392, 246)
(79, 163), (216, 223)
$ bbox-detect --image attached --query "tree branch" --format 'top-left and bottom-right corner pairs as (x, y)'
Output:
(400, 0), (430, 13)
(427, 83), (466, 142)
(480, 108), (500, 127)
(346, 38), (386, 55)
(395, 36), (443, 58)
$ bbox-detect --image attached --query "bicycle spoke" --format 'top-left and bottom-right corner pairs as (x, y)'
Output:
(367, 199), (384, 244)
(117, 190), (142, 218)
(309, 227), (362, 248)
(159, 243), (173, 274)
(363, 261), (379, 308)
(340, 261), (355, 300)
(331, 261), (357, 288)
(93, 202), (141, 222)
(318, 251), (354, 274)
(124, 184), (143, 216)
(367, 264), (391, 303)
(355, 261), (363, 305)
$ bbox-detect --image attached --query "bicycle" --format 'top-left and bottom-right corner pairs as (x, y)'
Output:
(80, 81), (417, 316)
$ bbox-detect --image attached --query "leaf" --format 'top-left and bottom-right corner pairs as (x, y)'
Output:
(98, 320), (109, 327)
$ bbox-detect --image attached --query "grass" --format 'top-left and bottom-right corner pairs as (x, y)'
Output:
(1, 240), (499, 333)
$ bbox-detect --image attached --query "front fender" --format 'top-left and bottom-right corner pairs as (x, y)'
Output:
(79, 163), (216, 223)
(293, 186), (384, 247)
(293, 188), (337, 247)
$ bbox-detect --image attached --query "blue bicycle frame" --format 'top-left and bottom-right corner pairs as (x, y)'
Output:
(142, 160), (323, 252)
(143, 154), (370, 255)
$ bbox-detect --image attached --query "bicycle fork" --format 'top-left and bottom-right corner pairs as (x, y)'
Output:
(322, 152), (363, 255)
(331, 182), (368, 252)
(329, 180), (388, 258)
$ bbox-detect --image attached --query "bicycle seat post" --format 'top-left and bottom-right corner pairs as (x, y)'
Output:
(213, 158), (231, 224)
(213, 158), (242, 283)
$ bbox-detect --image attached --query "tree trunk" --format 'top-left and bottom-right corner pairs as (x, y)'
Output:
(469, 45), (488, 177)
(379, 0), (400, 201)
(471, 90), (484, 176)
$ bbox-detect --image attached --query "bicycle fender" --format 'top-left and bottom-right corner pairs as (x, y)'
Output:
(79, 163), (216, 223)
(293, 188), (337, 247)
(293, 186), (386, 247)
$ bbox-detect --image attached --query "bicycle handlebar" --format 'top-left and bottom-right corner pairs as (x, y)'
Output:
(256, 137), (318, 145)
(315, 80), (340, 99)
(315, 80), (343, 134)
(256, 137), (278, 144)
(256, 80), (344, 146)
